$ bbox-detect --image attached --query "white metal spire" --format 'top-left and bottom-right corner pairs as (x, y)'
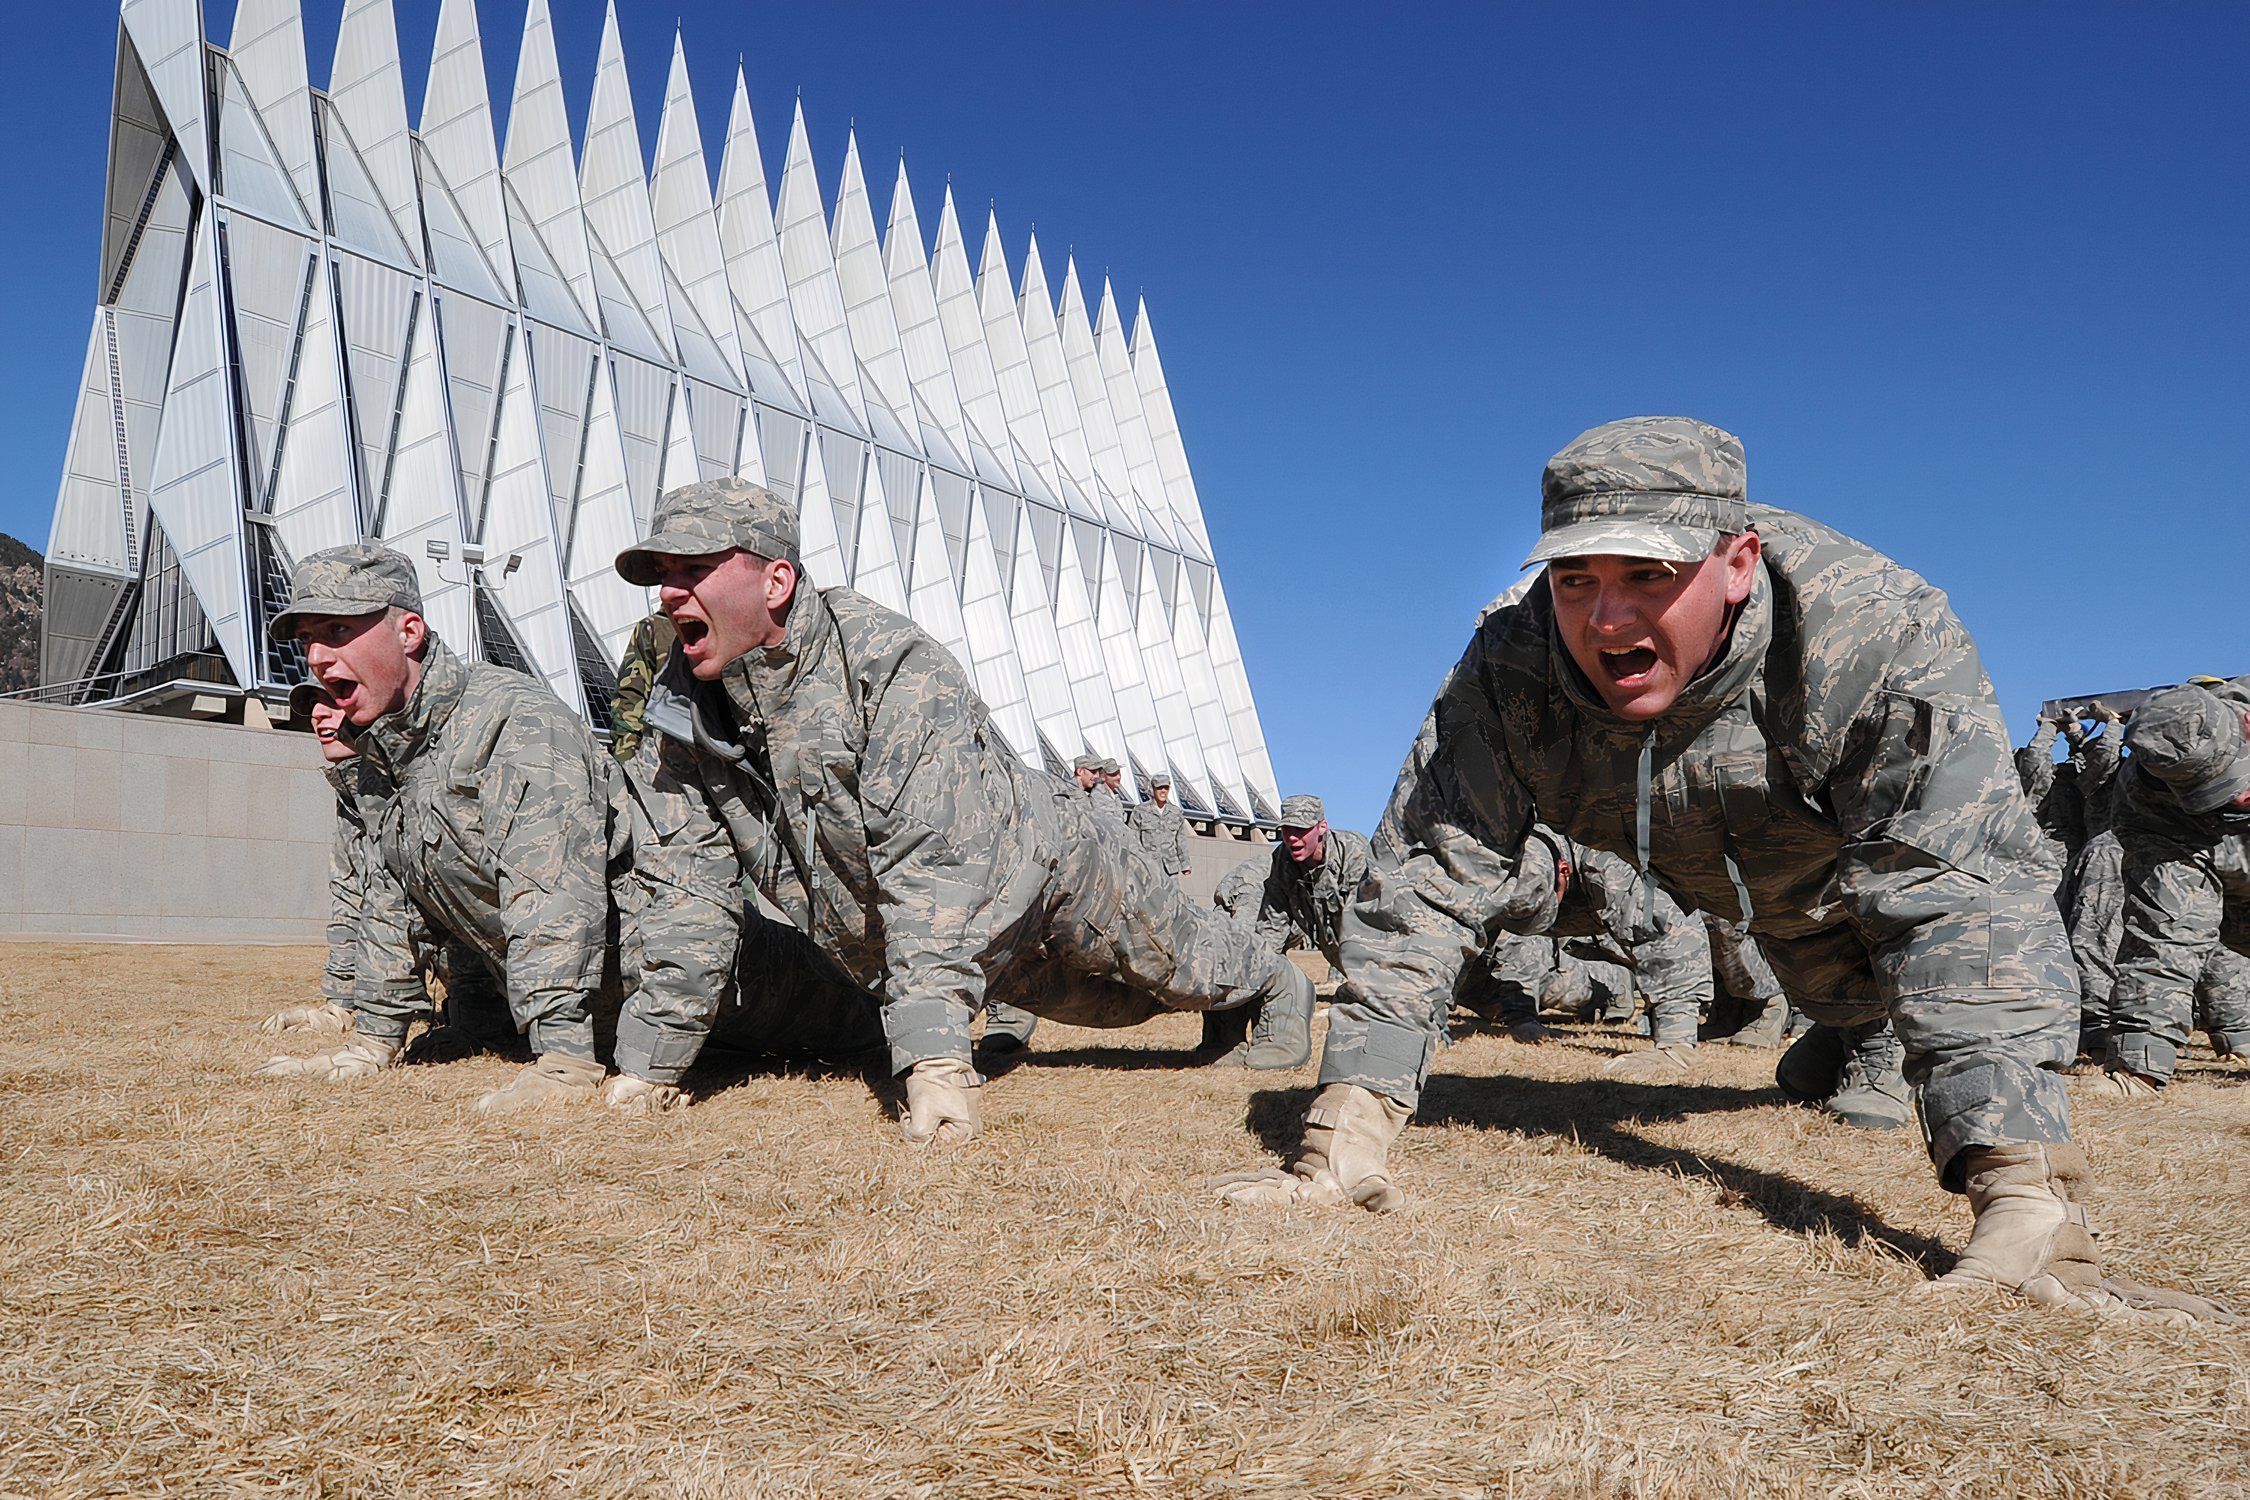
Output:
(579, 3), (677, 365)
(225, 0), (319, 221)
(327, 0), (423, 266)
(501, 0), (597, 332)
(831, 132), (922, 455)
(715, 67), (809, 413)
(651, 34), (747, 391)
(884, 162), (972, 472)
(418, 0), (512, 302)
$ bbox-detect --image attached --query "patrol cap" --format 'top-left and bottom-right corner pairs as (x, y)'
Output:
(268, 542), (423, 642)
(1279, 794), (1325, 829)
(1149, 772), (1173, 789)
(2126, 685), (2250, 815)
(1072, 753), (1101, 774)
(1524, 416), (1751, 569)
(1097, 757), (1121, 776)
(616, 477), (800, 586)
(287, 677), (331, 720)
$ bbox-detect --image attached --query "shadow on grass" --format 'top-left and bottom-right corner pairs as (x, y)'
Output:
(682, 1045), (892, 1110)
(1247, 1072), (1956, 1276)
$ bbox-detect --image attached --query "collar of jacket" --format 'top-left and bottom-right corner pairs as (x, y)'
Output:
(359, 637), (469, 775)
(645, 650), (752, 767)
(1548, 562), (1774, 737)
(722, 585), (836, 728)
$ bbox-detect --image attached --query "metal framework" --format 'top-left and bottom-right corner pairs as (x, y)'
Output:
(44, 0), (1281, 822)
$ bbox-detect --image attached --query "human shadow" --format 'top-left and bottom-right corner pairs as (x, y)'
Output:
(1246, 1071), (1955, 1275)
(680, 1044), (891, 1109)
(992, 1042), (1219, 1075)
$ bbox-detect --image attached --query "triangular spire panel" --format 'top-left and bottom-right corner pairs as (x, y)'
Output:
(716, 69), (809, 413)
(954, 483), (1040, 760)
(885, 163), (973, 472)
(143, 224), (255, 685)
(652, 36), (745, 389)
(49, 312), (134, 576)
(419, 0), (513, 299)
(1017, 236), (1101, 521)
(267, 253), (364, 563)
(609, 353), (675, 529)
(775, 103), (868, 433)
(330, 253), (419, 527)
(1096, 279), (1181, 551)
(119, 0), (210, 191)
(373, 298), (473, 651)
(1003, 501), (1092, 769)
(831, 134), (920, 454)
(793, 431), (849, 590)
(226, 0), (320, 218)
(479, 330), (585, 707)
(327, 0), (422, 266)
(501, 0), (598, 331)
(562, 351), (649, 650)
(215, 56), (313, 231)
(930, 192), (1017, 490)
(977, 217), (1060, 505)
(579, 4), (677, 365)
(1127, 541), (1213, 809)
(849, 459), (910, 613)
(1057, 259), (1142, 537)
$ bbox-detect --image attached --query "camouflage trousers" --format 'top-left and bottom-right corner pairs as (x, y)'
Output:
(1325, 911), (2078, 1191)
(2107, 941), (2250, 1083)
(882, 802), (1285, 1074)
(613, 893), (889, 1083)
(1457, 931), (1699, 1044)
(2065, 831), (2124, 1049)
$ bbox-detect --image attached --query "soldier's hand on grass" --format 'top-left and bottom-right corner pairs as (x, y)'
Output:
(901, 1057), (981, 1145)
(600, 1074), (683, 1115)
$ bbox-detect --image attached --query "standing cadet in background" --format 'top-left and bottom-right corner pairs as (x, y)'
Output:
(1071, 753), (1130, 833)
(1218, 417), (2228, 1323)
(608, 611), (679, 765)
(252, 545), (622, 1114)
(1131, 773), (1193, 878)
(608, 479), (1315, 1142)
(2088, 681), (2250, 1098)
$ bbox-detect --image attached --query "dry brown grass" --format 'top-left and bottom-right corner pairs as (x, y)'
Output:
(3, 944), (2248, 1498)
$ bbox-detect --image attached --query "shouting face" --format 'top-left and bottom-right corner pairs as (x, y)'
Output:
(1282, 821), (1329, 866)
(650, 549), (798, 680)
(304, 689), (357, 764)
(1546, 532), (1762, 720)
(295, 610), (426, 727)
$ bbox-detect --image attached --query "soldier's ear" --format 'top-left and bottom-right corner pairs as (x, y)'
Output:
(766, 557), (799, 612)
(394, 609), (429, 659)
(1721, 530), (1762, 606)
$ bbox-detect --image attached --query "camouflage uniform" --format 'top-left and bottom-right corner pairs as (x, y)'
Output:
(341, 636), (622, 1060)
(2065, 828), (2127, 1054)
(612, 481), (1294, 1082)
(1071, 753), (1131, 834)
(609, 612), (678, 764)
(1452, 835), (1711, 1045)
(1703, 914), (1801, 1044)
(1224, 821), (1375, 969)
(1131, 780), (1193, 877)
(1322, 420), (2080, 1188)
(2104, 680), (2250, 1083)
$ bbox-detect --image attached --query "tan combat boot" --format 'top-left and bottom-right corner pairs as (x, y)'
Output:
(255, 1033), (402, 1081)
(599, 1074), (685, 1115)
(1931, 1143), (2238, 1324)
(2082, 1067), (2162, 1100)
(474, 1052), (605, 1115)
(1602, 1044), (1695, 1080)
(1214, 1082), (1413, 1212)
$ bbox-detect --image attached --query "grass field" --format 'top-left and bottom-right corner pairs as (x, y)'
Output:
(3, 943), (2247, 1498)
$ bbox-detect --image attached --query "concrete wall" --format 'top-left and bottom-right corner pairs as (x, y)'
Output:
(0, 698), (1287, 946)
(0, 701), (331, 942)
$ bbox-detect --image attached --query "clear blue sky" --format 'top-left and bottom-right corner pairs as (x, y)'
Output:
(4, 2), (2245, 831)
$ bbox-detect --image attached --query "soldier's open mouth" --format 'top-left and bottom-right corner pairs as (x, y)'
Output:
(1599, 647), (1659, 683)
(319, 671), (360, 709)
(674, 617), (709, 650)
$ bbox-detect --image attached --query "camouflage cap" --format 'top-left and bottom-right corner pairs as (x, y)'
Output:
(1149, 772), (1173, 789)
(268, 542), (423, 642)
(1072, 753), (1102, 774)
(287, 677), (330, 720)
(1523, 416), (1751, 569)
(1279, 794), (1325, 829)
(616, 477), (799, 586)
(2126, 685), (2250, 815)
(1097, 757), (1121, 776)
